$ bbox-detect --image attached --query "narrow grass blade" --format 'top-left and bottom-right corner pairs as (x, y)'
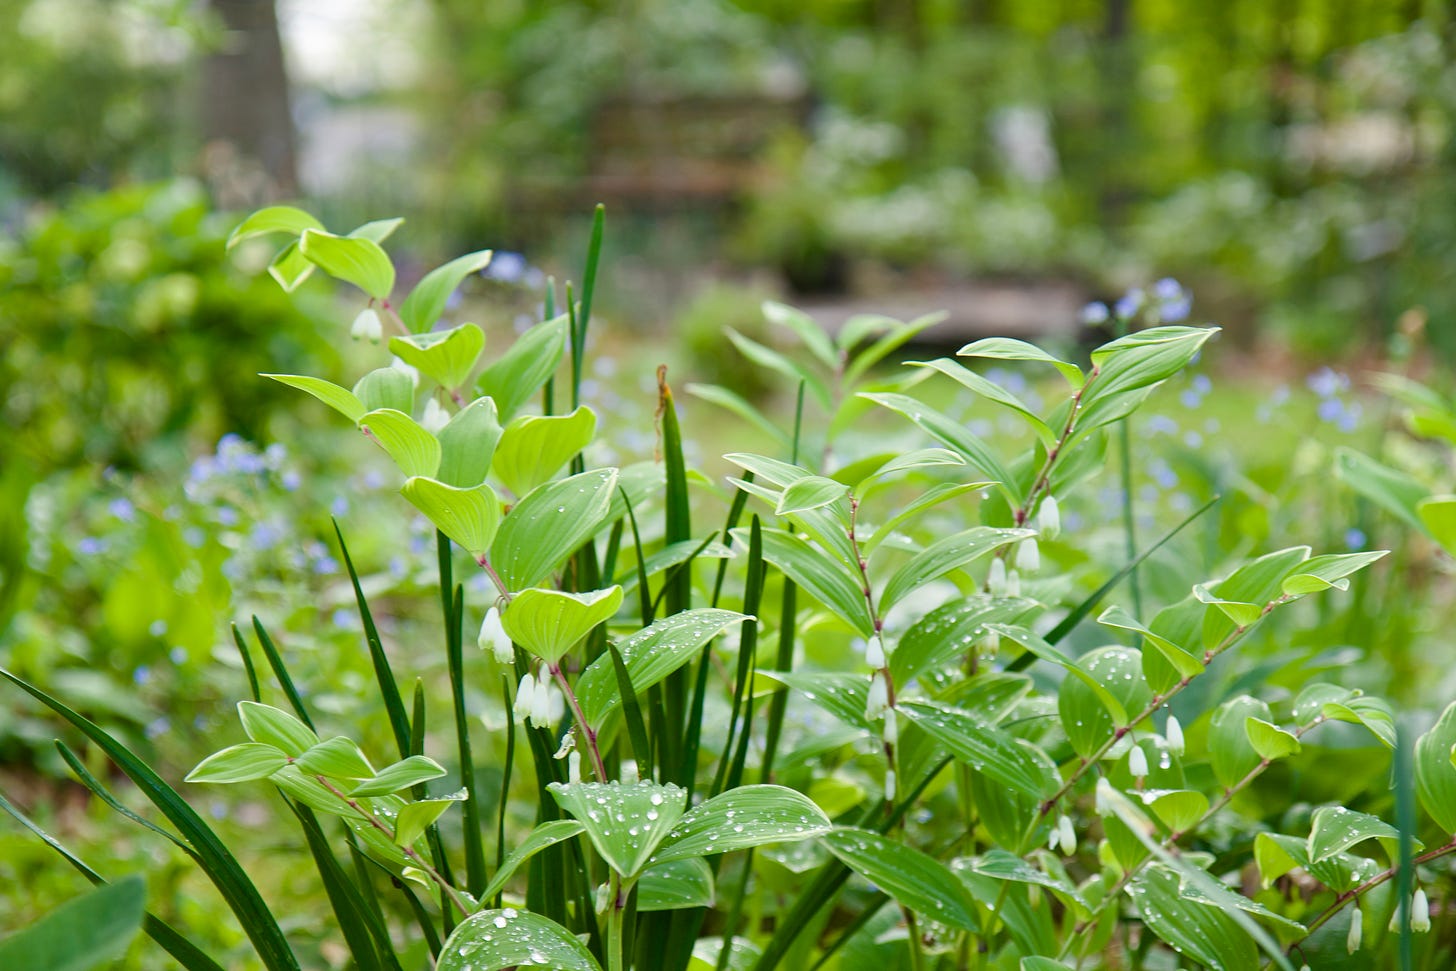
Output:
(0, 668), (301, 971)
(494, 675), (516, 907)
(334, 521), (411, 757)
(711, 472), (754, 608)
(231, 624), (262, 703)
(758, 578), (797, 782)
(288, 800), (394, 971)
(56, 742), (189, 853)
(410, 675), (457, 927)
(658, 366), (693, 784)
(444, 578), (488, 897)
(0, 791), (228, 971)
(621, 488), (654, 625)
(609, 640), (654, 778)
(250, 617), (315, 730)
(712, 516), (764, 799)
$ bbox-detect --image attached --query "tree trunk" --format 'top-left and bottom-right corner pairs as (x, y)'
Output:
(200, 0), (299, 205)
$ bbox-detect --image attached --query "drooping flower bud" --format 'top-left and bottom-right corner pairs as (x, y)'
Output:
(351, 307), (383, 343)
(1128, 744), (1149, 779)
(1094, 777), (1116, 816)
(1347, 903), (1362, 954)
(988, 558), (1008, 596)
(884, 769), (897, 801)
(421, 398), (450, 434)
(568, 750), (582, 783)
(531, 676), (556, 726)
(1056, 814), (1077, 856)
(1037, 496), (1061, 539)
(883, 709), (899, 746)
(478, 606), (513, 663)
(1015, 539), (1040, 574)
(865, 672), (889, 722)
(1165, 714), (1185, 757)
(514, 673), (537, 722)
(865, 634), (885, 669)
(1412, 888), (1431, 933)
(1007, 570), (1022, 598)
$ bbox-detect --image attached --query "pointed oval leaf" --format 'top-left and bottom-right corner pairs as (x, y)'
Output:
(910, 358), (1056, 444)
(1135, 788), (1209, 834)
(1210, 696), (1271, 788)
(653, 785), (832, 866)
(360, 408), (441, 478)
(476, 314), (569, 421)
(1098, 604), (1205, 684)
(352, 367), (415, 415)
(238, 701), (318, 757)
(395, 796), (461, 848)
(762, 300), (838, 370)
(300, 228), (395, 299)
(636, 857), (715, 912)
(549, 780), (688, 878)
(685, 383), (791, 448)
(350, 755), (448, 797)
(493, 407), (598, 497)
(437, 396), (502, 488)
(228, 206), (324, 249)
(1307, 806), (1400, 864)
(398, 250), (493, 333)
(881, 527), (1034, 612)
(1280, 550), (1388, 597)
(501, 586), (623, 666)
(578, 609), (749, 730)
(480, 820), (587, 903)
(899, 699), (1057, 799)
(775, 475), (848, 517)
(389, 323), (486, 391)
(1126, 865), (1258, 971)
(1244, 718), (1301, 761)
(1415, 702), (1456, 833)
(0, 874), (146, 971)
(860, 393), (1018, 503)
(725, 327), (830, 408)
(437, 909), (602, 971)
(185, 743), (289, 784)
(295, 736), (375, 780)
(490, 468), (617, 591)
(262, 374), (365, 423)
(1052, 645), (1149, 758)
(957, 337), (1084, 386)
(401, 477), (502, 560)
(267, 240), (315, 291)
(893, 596), (1039, 685)
(822, 828), (980, 933)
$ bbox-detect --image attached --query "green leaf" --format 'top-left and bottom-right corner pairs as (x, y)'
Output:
(1127, 865), (1257, 971)
(351, 756), (448, 797)
(775, 475), (848, 517)
(852, 448), (967, 492)
(762, 300), (838, 371)
(1245, 718), (1301, 761)
(765, 671), (870, 730)
(492, 406), (597, 497)
(726, 327), (831, 408)
(684, 383), (791, 449)
(267, 241), (315, 291)
(401, 478), (502, 561)
(746, 526), (872, 636)
(843, 311), (947, 384)
(863, 482), (990, 553)
(1076, 327), (1219, 434)
(352, 367), (415, 415)
(636, 857), (715, 912)
(1136, 789), (1209, 834)
(389, 323), (486, 391)
(238, 701), (319, 757)
(860, 393), (1018, 504)
(549, 780), (688, 877)
(957, 336), (1084, 386)
(500, 586), (623, 666)
(1417, 495), (1456, 554)
(295, 737), (375, 780)
(1254, 832), (1379, 893)
(1049, 644), (1148, 758)
(436, 396), (502, 488)
(184, 743), (288, 784)
(1190, 583), (1264, 627)
(1307, 806), (1400, 864)
(436, 909), (602, 971)
(359, 409), (441, 478)
(1333, 447), (1427, 531)
(653, 785), (832, 865)
(1210, 696), (1271, 789)
(299, 228), (395, 299)
(490, 469), (617, 591)
(479, 820), (586, 903)
(227, 206), (323, 249)
(962, 849), (1090, 916)
(822, 828), (980, 933)
(1280, 550), (1388, 596)
(880, 527), (1033, 612)
(262, 374), (365, 423)
(398, 250), (494, 333)
(476, 314), (569, 421)
(1415, 702), (1456, 833)
(1321, 696), (1396, 748)
(0, 875), (146, 971)
(395, 797), (461, 848)
(910, 358), (1057, 445)
(1097, 604), (1205, 683)
(348, 217), (404, 244)
(892, 595), (1039, 685)
(577, 609), (749, 730)
(898, 700), (1056, 799)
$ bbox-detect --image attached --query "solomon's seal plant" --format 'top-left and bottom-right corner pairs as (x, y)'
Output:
(3, 204), (1450, 971)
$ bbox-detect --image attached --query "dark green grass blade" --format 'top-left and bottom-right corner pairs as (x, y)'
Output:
(334, 521), (411, 757)
(494, 674), (515, 907)
(1394, 722), (1416, 971)
(0, 791), (228, 971)
(1009, 493), (1220, 668)
(650, 533), (719, 619)
(710, 472), (754, 608)
(0, 668), (301, 971)
(56, 742), (190, 853)
(231, 624), (262, 703)
(288, 800), (394, 971)
(758, 578), (797, 783)
(712, 515), (764, 799)
(250, 617), (315, 730)
(409, 676), (457, 928)
(349, 839), (440, 958)
(620, 487), (655, 626)
(601, 519), (625, 594)
(392, 872), (443, 959)
(542, 278), (557, 416)
(658, 368), (693, 783)
(443, 579), (488, 898)
(609, 641), (653, 778)
(569, 205), (606, 412)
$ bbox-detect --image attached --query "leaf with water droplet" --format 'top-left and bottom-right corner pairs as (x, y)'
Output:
(822, 828), (980, 933)
(549, 780), (686, 878)
(436, 908), (601, 971)
(653, 785), (831, 865)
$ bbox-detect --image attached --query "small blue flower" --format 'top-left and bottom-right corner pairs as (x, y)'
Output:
(1345, 527), (1368, 550)
(1307, 368), (1350, 398)
(1192, 374), (1212, 395)
(77, 537), (107, 555)
(145, 716), (171, 739)
(183, 527), (205, 548)
(1158, 296), (1192, 322)
(264, 442), (287, 467)
(1182, 431), (1203, 448)
(1317, 398), (1345, 423)
(1145, 415), (1179, 435)
(363, 469), (385, 490)
(217, 432), (245, 453)
(133, 666), (151, 686)
(1080, 302), (1110, 325)
(330, 496), (350, 517)
(1152, 277), (1183, 301)
(109, 497), (136, 522)
(281, 470), (302, 491)
(483, 251), (530, 284)
(332, 608), (355, 629)
(1114, 288), (1145, 319)
(1180, 389), (1202, 409)
(216, 506), (239, 527)
(209, 800), (227, 820)
(313, 555), (339, 576)
(250, 522), (282, 550)
(169, 646), (187, 665)
(148, 619), (168, 637)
